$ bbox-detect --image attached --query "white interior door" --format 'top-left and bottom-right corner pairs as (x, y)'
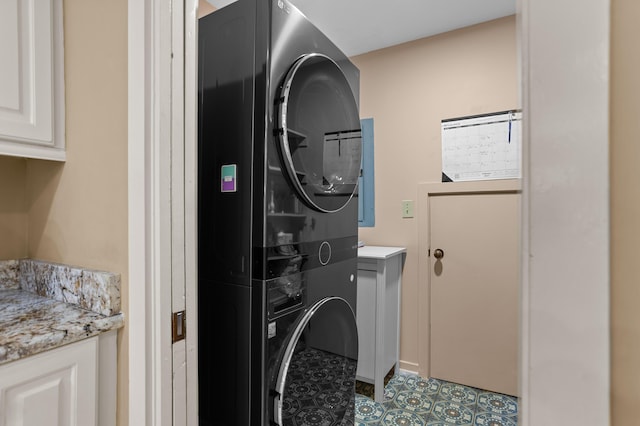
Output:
(429, 191), (519, 396)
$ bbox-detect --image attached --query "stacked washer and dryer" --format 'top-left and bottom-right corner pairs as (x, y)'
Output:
(197, 0), (362, 425)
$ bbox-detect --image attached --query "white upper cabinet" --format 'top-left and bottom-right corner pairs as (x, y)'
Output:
(0, 0), (65, 161)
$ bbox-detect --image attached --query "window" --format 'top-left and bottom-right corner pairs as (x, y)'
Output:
(358, 118), (375, 227)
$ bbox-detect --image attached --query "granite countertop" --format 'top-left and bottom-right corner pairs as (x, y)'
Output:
(0, 259), (124, 366)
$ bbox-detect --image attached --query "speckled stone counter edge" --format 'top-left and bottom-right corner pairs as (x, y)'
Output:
(0, 289), (125, 365)
(0, 259), (121, 317)
(0, 259), (124, 365)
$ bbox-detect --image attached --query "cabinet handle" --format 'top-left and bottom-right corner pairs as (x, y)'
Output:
(433, 248), (444, 259)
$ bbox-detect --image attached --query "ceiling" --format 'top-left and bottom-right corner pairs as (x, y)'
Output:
(205, 0), (516, 57)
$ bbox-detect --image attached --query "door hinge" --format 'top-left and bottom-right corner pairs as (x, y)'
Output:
(172, 310), (186, 343)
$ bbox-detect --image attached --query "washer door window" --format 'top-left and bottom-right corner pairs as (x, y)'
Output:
(277, 54), (362, 213)
(273, 297), (358, 426)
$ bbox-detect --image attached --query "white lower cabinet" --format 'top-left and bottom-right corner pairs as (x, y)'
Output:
(0, 332), (117, 426)
(356, 246), (406, 402)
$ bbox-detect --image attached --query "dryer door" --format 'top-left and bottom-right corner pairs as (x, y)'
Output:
(273, 296), (358, 426)
(276, 54), (362, 213)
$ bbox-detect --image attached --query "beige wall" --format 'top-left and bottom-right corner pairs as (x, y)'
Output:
(352, 16), (518, 370)
(198, 0), (216, 18)
(0, 157), (28, 259)
(28, 0), (128, 272)
(610, 0), (640, 423)
(0, 1), (129, 424)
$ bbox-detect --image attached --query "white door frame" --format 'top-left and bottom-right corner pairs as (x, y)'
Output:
(128, 0), (611, 424)
(519, 0), (610, 424)
(128, 0), (172, 424)
(183, 0), (200, 424)
(128, 0), (199, 424)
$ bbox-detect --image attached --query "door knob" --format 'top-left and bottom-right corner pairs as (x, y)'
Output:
(433, 248), (444, 259)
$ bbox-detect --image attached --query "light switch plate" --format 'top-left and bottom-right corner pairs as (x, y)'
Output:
(402, 200), (414, 218)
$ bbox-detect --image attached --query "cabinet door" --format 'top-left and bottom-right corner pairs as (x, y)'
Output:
(0, 338), (98, 426)
(0, 0), (65, 160)
(429, 192), (519, 396)
(356, 266), (376, 380)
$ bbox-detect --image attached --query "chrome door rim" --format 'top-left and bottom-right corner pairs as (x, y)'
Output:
(276, 53), (360, 213)
(272, 296), (356, 425)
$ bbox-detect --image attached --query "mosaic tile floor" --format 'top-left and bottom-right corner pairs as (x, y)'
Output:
(354, 371), (519, 426)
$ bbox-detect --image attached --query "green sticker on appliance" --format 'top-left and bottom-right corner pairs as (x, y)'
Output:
(221, 164), (237, 192)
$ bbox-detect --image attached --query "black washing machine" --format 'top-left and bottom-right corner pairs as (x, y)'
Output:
(198, 0), (362, 425)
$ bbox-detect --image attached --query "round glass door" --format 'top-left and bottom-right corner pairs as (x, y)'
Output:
(273, 297), (358, 426)
(276, 54), (362, 213)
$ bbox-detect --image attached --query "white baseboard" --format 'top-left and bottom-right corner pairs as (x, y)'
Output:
(398, 360), (420, 376)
